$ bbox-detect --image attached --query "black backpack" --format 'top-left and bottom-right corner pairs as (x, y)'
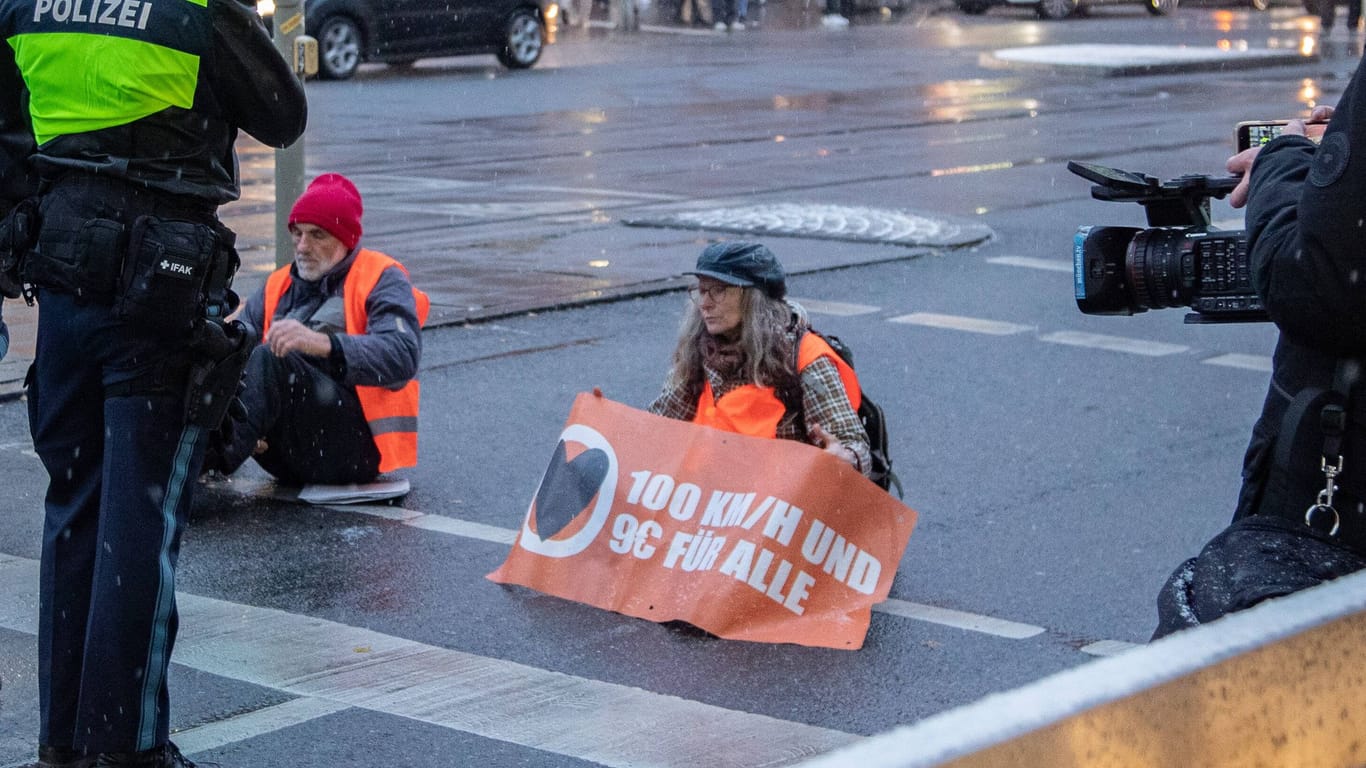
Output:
(786, 329), (904, 498)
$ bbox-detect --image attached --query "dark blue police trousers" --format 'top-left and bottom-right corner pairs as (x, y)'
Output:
(27, 290), (205, 756)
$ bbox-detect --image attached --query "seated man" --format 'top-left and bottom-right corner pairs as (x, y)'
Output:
(207, 173), (429, 485)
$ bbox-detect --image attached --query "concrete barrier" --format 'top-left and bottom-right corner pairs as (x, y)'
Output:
(796, 568), (1366, 768)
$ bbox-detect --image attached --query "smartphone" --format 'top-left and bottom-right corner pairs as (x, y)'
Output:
(1236, 120), (1328, 151)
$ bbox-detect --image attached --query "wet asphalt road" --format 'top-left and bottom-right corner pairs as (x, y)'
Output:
(1, 4), (1362, 765)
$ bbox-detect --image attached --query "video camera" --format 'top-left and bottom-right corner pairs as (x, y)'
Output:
(1069, 160), (1265, 324)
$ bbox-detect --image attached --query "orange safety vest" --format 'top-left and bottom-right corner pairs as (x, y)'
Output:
(693, 333), (860, 439)
(262, 249), (431, 473)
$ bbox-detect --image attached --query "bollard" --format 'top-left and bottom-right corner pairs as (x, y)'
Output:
(272, 0), (312, 267)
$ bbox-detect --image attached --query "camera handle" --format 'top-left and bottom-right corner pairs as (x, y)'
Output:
(1066, 161), (1238, 228)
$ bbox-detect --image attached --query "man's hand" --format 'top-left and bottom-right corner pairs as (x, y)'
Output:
(1228, 105), (1334, 209)
(264, 318), (332, 358)
(1227, 146), (1261, 209)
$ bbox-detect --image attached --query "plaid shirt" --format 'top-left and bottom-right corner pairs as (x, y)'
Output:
(649, 352), (871, 477)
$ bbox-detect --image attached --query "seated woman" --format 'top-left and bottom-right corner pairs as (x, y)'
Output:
(649, 241), (871, 476)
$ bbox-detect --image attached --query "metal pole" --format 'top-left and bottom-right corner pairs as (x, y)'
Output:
(272, 0), (308, 268)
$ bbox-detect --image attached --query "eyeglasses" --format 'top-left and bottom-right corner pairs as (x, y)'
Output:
(688, 284), (740, 304)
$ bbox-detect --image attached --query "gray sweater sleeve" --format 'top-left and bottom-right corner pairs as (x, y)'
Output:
(238, 283), (268, 340)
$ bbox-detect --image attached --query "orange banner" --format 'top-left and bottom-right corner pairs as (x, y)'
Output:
(487, 392), (917, 650)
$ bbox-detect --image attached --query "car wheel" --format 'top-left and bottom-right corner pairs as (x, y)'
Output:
(1035, 0), (1076, 18)
(317, 16), (363, 80)
(496, 8), (543, 69)
(955, 0), (993, 13)
(1145, 0), (1177, 14)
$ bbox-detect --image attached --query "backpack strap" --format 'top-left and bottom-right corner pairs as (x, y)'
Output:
(778, 331), (808, 435)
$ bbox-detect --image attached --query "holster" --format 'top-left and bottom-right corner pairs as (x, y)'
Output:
(0, 197), (40, 300)
(184, 319), (255, 430)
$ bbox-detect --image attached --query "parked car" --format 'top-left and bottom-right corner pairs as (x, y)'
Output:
(258, 0), (558, 80)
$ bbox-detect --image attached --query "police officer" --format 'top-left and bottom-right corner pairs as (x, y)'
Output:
(0, 0), (307, 764)
(1153, 80), (1366, 637)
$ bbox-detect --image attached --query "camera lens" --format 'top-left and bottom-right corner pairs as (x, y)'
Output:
(1127, 228), (1197, 311)
(1074, 225), (1144, 315)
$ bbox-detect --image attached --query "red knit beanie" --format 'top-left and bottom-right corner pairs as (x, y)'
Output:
(288, 173), (363, 250)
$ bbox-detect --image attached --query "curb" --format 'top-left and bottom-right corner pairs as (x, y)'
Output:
(980, 44), (1317, 77)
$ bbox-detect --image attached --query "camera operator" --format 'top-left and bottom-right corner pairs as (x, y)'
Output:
(0, 2), (307, 765)
(1153, 94), (1366, 638)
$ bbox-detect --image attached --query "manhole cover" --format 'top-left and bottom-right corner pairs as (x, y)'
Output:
(625, 203), (993, 248)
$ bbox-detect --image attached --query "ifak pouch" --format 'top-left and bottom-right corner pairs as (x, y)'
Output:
(116, 216), (217, 337)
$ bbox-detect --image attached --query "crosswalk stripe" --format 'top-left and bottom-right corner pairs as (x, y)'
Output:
(0, 554), (857, 767)
(1039, 330), (1188, 357)
(790, 297), (881, 316)
(984, 256), (1073, 273)
(171, 698), (352, 755)
(888, 312), (1032, 336)
(1203, 352), (1272, 372)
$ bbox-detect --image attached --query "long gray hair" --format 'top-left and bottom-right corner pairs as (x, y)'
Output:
(665, 287), (799, 397)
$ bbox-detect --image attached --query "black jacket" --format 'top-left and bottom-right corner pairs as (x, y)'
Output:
(1239, 65), (1366, 553)
(0, 0), (307, 206)
(0, 57), (34, 212)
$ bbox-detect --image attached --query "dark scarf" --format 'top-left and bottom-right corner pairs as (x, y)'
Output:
(699, 331), (745, 379)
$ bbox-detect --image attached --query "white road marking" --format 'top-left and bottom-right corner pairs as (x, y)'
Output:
(1203, 352), (1273, 372)
(320, 506), (1055, 642)
(1039, 331), (1188, 357)
(171, 698), (352, 755)
(875, 599), (1044, 640)
(985, 256), (1073, 273)
(888, 312), (1032, 336)
(1079, 640), (1141, 657)
(0, 555), (857, 767)
(406, 513), (518, 544)
(202, 480), (1091, 645)
(790, 297), (881, 316)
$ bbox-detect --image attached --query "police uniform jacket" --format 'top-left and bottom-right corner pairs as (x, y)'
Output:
(0, 0), (307, 206)
(0, 56), (35, 211)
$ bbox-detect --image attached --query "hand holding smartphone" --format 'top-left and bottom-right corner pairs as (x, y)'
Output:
(1236, 120), (1329, 152)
